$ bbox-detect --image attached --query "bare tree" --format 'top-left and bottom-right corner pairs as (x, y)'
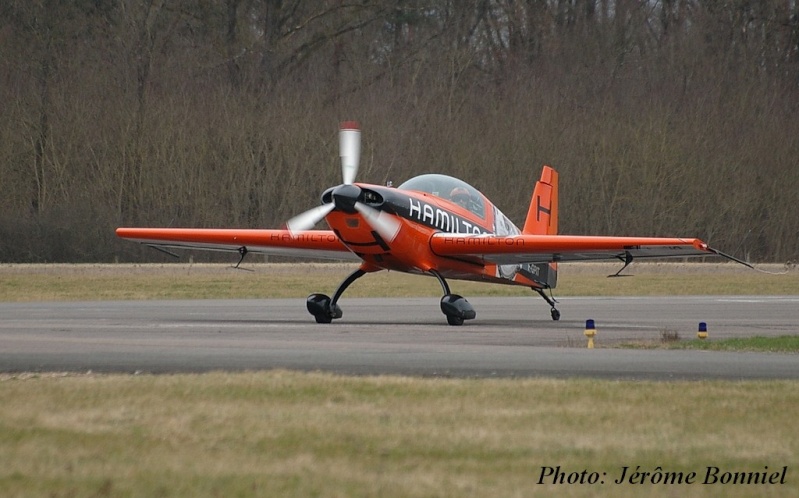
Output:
(0, 0), (797, 262)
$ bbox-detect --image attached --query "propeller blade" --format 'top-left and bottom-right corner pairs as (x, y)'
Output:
(354, 202), (401, 243)
(286, 203), (335, 235)
(339, 121), (360, 185)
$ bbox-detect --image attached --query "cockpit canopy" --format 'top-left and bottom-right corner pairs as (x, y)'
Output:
(398, 174), (485, 218)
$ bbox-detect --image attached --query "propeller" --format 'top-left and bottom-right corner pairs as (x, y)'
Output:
(354, 202), (401, 242)
(339, 122), (360, 185)
(286, 204), (334, 233)
(286, 122), (400, 242)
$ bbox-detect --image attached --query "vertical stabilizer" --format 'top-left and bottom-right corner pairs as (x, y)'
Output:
(521, 166), (559, 290)
(523, 165), (558, 235)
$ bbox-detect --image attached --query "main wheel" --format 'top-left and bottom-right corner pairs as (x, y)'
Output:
(550, 308), (561, 321)
(446, 314), (464, 326)
(440, 294), (476, 326)
(307, 293), (335, 324)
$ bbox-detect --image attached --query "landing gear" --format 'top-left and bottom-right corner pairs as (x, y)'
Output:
(306, 268), (365, 324)
(534, 287), (560, 321)
(306, 293), (341, 323)
(430, 270), (475, 326)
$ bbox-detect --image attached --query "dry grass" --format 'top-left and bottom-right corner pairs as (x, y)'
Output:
(1, 262), (796, 302)
(1, 371), (797, 497)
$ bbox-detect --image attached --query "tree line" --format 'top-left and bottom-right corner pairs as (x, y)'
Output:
(1, 0), (797, 263)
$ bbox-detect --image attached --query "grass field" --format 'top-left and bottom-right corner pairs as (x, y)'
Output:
(1, 371), (797, 498)
(1, 263), (797, 497)
(1, 261), (796, 301)
(653, 336), (799, 353)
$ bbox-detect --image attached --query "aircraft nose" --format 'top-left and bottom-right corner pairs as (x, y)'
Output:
(332, 184), (361, 213)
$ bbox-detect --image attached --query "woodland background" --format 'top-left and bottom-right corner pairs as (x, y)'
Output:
(1, 0), (797, 263)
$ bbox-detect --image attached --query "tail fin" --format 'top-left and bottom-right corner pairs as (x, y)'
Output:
(520, 166), (558, 289)
(523, 165), (558, 235)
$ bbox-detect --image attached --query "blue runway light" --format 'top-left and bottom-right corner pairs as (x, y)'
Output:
(584, 319), (597, 348)
(697, 321), (708, 339)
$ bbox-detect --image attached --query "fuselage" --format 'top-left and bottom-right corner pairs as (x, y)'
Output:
(323, 174), (538, 287)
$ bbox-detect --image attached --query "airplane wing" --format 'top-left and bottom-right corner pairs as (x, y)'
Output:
(429, 233), (737, 265)
(116, 228), (361, 261)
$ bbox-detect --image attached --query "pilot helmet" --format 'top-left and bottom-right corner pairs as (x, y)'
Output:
(450, 187), (470, 205)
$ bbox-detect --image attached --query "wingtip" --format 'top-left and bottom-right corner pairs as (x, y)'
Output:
(340, 121), (360, 131)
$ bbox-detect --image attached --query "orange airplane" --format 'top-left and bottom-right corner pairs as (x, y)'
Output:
(117, 122), (750, 325)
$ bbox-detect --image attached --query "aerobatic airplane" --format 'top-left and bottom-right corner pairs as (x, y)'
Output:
(117, 122), (750, 325)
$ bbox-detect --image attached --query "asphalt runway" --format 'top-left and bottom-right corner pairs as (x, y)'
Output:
(1, 296), (797, 380)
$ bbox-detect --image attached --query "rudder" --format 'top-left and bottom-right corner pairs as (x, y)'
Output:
(523, 165), (558, 235)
